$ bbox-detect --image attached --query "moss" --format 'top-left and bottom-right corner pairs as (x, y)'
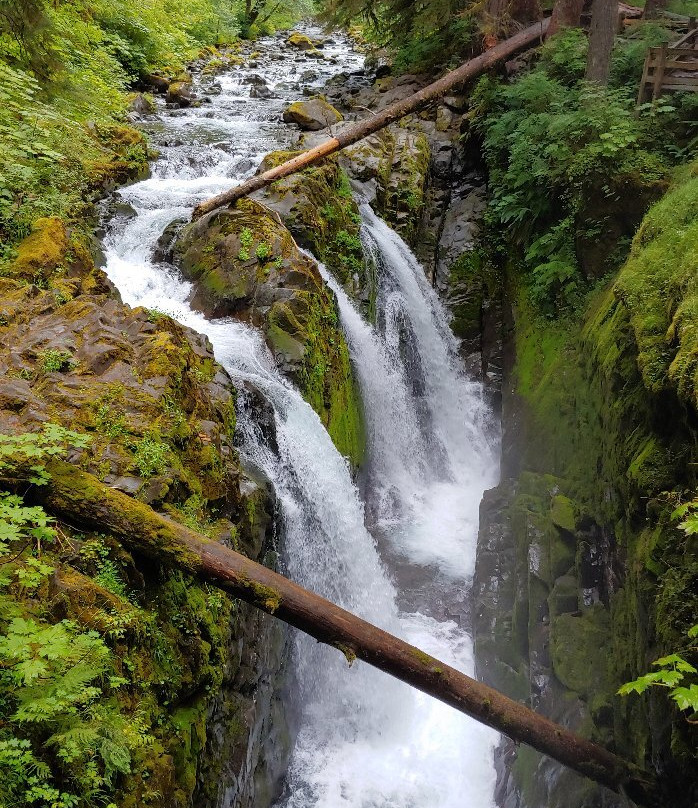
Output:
(500, 162), (698, 798)
(550, 494), (576, 533)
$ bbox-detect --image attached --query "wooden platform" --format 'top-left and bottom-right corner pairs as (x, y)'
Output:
(637, 18), (698, 103)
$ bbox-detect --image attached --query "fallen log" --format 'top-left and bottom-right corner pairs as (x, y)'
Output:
(192, 19), (550, 219)
(18, 459), (658, 806)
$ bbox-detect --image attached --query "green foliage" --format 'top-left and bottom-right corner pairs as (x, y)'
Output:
(0, 0), (244, 255)
(319, 0), (477, 71)
(255, 240), (270, 260)
(471, 26), (698, 316)
(0, 493), (56, 556)
(38, 348), (74, 374)
(0, 423), (90, 485)
(132, 437), (170, 477)
(618, 625), (698, 720)
(0, 614), (151, 803)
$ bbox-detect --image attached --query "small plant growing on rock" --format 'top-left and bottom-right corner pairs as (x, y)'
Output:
(255, 241), (271, 260)
(38, 348), (74, 374)
(132, 437), (170, 477)
(238, 226), (254, 261)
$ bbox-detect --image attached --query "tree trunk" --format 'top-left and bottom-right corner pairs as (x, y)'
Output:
(643, 0), (667, 19)
(14, 459), (659, 806)
(547, 0), (585, 37)
(192, 19), (551, 220)
(586, 0), (618, 83)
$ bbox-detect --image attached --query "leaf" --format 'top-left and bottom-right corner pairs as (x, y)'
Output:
(670, 684), (698, 713)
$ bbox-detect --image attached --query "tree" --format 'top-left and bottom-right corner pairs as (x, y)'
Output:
(547, 0), (585, 37)
(643, 0), (668, 19)
(585, 0), (618, 83)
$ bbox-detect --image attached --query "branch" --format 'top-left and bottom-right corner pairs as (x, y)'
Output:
(6, 459), (660, 805)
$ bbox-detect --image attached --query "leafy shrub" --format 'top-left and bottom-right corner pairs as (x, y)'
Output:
(471, 26), (693, 315)
(132, 437), (170, 477)
(38, 348), (74, 374)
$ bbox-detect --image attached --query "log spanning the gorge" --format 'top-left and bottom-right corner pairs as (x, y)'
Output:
(192, 19), (550, 219)
(22, 460), (657, 806)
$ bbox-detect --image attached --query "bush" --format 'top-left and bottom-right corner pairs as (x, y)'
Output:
(471, 26), (696, 316)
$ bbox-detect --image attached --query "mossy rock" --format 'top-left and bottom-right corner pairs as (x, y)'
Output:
(287, 32), (316, 50)
(253, 154), (373, 314)
(282, 97), (343, 131)
(174, 198), (365, 466)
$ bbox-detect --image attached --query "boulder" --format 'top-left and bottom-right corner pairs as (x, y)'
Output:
(128, 93), (156, 117)
(282, 97), (342, 131)
(166, 81), (195, 107)
(287, 32), (316, 50)
(142, 72), (169, 93)
(173, 198), (364, 466)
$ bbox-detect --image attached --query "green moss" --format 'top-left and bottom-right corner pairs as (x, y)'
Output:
(550, 494), (576, 533)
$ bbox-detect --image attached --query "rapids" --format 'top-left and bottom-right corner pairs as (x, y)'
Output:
(100, 27), (500, 808)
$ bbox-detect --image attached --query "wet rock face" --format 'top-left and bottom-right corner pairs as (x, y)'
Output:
(0, 220), (289, 808)
(282, 96), (343, 130)
(473, 476), (624, 808)
(174, 198), (365, 467)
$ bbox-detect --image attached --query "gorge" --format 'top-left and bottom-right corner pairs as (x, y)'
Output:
(1, 5), (697, 808)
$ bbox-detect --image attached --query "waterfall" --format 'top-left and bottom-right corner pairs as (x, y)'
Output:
(100, 27), (499, 808)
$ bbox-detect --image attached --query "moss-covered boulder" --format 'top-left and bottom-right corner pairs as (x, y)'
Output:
(174, 198), (364, 466)
(287, 32), (316, 50)
(341, 126), (431, 245)
(252, 152), (374, 315)
(282, 97), (342, 131)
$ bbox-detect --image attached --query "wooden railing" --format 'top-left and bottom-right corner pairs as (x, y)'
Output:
(637, 17), (698, 103)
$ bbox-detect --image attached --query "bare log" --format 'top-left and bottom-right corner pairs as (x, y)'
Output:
(13, 459), (659, 805)
(192, 19), (550, 220)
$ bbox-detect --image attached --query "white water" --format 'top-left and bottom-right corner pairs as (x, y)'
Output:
(100, 28), (499, 808)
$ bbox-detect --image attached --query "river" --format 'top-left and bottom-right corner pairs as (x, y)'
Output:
(101, 26), (500, 808)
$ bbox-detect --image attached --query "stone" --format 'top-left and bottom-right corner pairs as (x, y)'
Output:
(166, 81), (195, 107)
(287, 32), (316, 50)
(128, 93), (156, 116)
(142, 72), (169, 93)
(282, 97), (342, 131)
(550, 494), (576, 533)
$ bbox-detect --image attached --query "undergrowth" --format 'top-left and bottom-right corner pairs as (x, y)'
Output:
(471, 26), (698, 317)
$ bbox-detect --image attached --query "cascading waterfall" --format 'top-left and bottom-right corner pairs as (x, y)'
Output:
(100, 28), (499, 808)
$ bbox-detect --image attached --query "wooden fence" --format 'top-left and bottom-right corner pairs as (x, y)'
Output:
(637, 18), (698, 103)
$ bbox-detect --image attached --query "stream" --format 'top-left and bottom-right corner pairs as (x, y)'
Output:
(101, 27), (500, 808)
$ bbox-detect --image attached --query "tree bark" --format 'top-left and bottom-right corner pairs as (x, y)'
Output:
(547, 0), (585, 37)
(643, 0), (667, 19)
(14, 459), (659, 806)
(192, 19), (551, 220)
(585, 0), (618, 83)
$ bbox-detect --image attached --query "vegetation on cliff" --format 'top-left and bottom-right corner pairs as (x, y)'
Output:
(467, 22), (698, 800)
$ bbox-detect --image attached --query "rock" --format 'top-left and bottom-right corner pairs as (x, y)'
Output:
(242, 73), (267, 85)
(173, 197), (364, 466)
(152, 217), (187, 264)
(128, 93), (156, 116)
(550, 494), (577, 533)
(166, 81), (195, 107)
(287, 31), (316, 50)
(282, 97), (343, 131)
(142, 72), (169, 93)
(300, 69), (318, 82)
(305, 49), (324, 60)
(250, 84), (276, 99)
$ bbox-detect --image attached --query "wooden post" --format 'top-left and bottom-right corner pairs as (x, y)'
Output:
(637, 50), (651, 104)
(652, 43), (667, 100)
(10, 459), (660, 807)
